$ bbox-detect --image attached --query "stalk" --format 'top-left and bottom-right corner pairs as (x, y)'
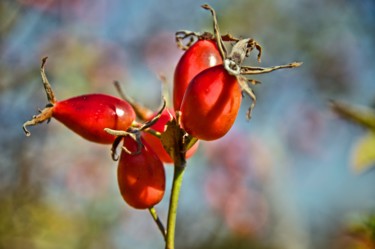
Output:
(161, 113), (188, 249)
(165, 161), (186, 249)
(149, 207), (167, 241)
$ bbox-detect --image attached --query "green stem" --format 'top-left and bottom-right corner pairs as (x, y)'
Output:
(161, 112), (188, 249)
(165, 162), (186, 249)
(149, 207), (167, 241)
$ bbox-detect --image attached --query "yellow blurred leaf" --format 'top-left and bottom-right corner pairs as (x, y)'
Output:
(331, 100), (375, 131)
(351, 132), (375, 173)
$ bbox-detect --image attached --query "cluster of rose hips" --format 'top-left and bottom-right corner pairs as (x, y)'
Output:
(23, 5), (300, 212)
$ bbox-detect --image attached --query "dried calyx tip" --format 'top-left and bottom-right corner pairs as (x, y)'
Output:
(22, 105), (54, 137)
(41, 56), (48, 68)
(292, 62), (303, 67)
(201, 4), (211, 9)
(22, 125), (31, 136)
(105, 99), (166, 157)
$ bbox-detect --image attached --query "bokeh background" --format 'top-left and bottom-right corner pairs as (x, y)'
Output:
(1, 0), (375, 248)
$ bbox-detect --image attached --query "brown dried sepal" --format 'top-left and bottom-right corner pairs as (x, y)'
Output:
(23, 57), (57, 136)
(202, 4), (303, 120)
(105, 99), (166, 160)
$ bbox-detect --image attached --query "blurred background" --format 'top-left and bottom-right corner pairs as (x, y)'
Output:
(1, 0), (375, 248)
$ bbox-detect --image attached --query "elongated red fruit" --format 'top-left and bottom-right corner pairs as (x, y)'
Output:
(23, 58), (136, 144)
(141, 108), (199, 163)
(24, 93), (136, 144)
(53, 94), (135, 144)
(173, 39), (222, 111)
(117, 137), (166, 209)
(180, 65), (242, 141)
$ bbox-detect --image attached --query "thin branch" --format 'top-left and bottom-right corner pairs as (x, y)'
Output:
(149, 207), (167, 241)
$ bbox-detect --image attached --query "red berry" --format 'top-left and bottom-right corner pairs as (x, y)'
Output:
(173, 39), (222, 111)
(23, 58), (136, 144)
(24, 93), (136, 144)
(180, 65), (242, 141)
(52, 94), (136, 144)
(117, 136), (166, 209)
(141, 108), (199, 163)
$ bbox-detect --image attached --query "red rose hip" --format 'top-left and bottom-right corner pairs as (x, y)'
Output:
(180, 65), (242, 141)
(23, 58), (136, 144)
(117, 136), (166, 209)
(173, 38), (222, 111)
(52, 94), (135, 143)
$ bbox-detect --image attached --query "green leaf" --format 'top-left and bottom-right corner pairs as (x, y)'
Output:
(351, 132), (375, 173)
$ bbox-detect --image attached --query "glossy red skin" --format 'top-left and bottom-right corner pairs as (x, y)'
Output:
(141, 109), (199, 163)
(117, 137), (166, 209)
(52, 94), (135, 144)
(173, 39), (222, 111)
(180, 65), (242, 141)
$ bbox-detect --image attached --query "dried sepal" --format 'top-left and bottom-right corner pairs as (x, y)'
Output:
(114, 81), (153, 121)
(240, 62), (303, 75)
(237, 76), (257, 120)
(160, 111), (196, 166)
(105, 99), (166, 159)
(23, 57), (57, 136)
(175, 30), (215, 51)
(41, 57), (57, 104)
(201, 4), (227, 59)
(228, 38), (262, 65)
(160, 118), (185, 164)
